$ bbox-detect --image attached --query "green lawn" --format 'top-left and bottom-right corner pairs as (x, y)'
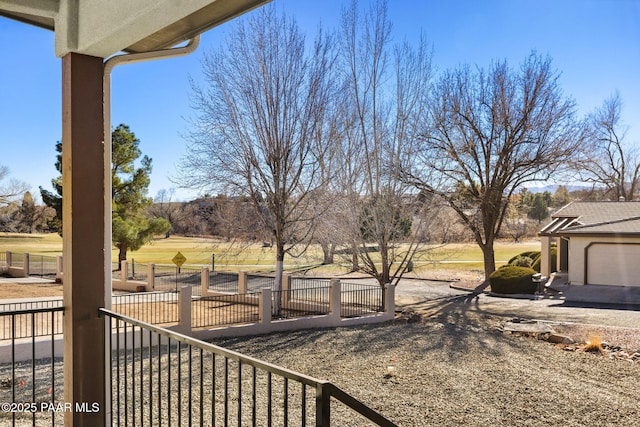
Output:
(0, 232), (541, 273)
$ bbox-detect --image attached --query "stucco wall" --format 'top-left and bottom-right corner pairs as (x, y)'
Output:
(569, 236), (640, 286)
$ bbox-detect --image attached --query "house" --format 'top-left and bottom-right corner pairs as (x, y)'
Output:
(539, 201), (640, 303)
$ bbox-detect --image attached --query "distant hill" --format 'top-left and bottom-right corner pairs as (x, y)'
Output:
(523, 184), (592, 194)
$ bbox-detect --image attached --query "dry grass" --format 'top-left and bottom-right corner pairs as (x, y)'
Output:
(583, 334), (604, 353)
(1, 232), (541, 274)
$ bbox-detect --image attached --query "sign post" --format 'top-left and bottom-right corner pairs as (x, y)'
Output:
(172, 252), (187, 291)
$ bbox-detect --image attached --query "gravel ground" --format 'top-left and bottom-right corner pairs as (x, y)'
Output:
(211, 312), (640, 426)
(2, 277), (640, 426)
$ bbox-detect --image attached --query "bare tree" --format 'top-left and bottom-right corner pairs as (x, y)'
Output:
(0, 165), (28, 207)
(149, 189), (186, 237)
(575, 92), (640, 200)
(336, 0), (433, 286)
(178, 7), (337, 298)
(400, 53), (581, 281)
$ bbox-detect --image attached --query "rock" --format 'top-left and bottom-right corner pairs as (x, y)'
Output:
(547, 333), (575, 344)
(502, 321), (554, 335)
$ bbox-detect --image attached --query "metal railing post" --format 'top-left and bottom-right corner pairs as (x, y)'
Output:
(316, 382), (331, 426)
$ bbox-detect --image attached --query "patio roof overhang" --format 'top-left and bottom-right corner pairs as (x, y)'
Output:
(0, 0), (270, 57)
(1, 1), (271, 425)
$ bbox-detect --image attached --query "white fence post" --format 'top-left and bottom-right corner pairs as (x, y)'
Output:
(120, 260), (128, 286)
(282, 274), (291, 305)
(179, 285), (192, 334)
(148, 263), (155, 290)
(56, 255), (64, 282)
(202, 267), (210, 296)
(385, 284), (396, 315)
(238, 271), (248, 294)
(23, 253), (30, 276)
(329, 279), (341, 321)
(260, 287), (272, 325)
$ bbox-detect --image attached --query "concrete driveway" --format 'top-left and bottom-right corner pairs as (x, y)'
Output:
(395, 278), (640, 329)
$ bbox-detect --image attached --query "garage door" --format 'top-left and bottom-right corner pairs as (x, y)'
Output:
(587, 243), (640, 287)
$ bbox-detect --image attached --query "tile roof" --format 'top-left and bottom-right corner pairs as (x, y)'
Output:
(540, 201), (640, 236)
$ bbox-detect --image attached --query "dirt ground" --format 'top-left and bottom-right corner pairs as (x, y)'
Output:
(0, 281), (63, 299)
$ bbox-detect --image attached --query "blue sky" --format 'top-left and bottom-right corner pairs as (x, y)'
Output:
(1, 0), (639, 201)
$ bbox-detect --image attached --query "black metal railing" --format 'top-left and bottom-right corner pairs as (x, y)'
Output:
(9, 253), (24, 269)
(340, 283), (384, 318)
(247, 274), (275, 292)
(154, 265), (202, 296)
(208, 271), (240, 293)
(290, 277), (330, 290)
(112, 291), (180, 326)
(27, 254), (58, 278)
(100, 308), (396, 426)
(192, 294), (260, 329)
(128, 260), (148, 282)
(272, 286), (330, 319)
(0, 300), (64, 340)
(0, 251), (7, 270)
(0, 307), (65, 427)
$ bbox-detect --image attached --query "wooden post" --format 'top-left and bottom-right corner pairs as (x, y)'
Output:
(62, 52), (107, 426)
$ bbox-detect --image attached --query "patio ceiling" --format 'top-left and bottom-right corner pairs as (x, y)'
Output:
(0, 0), (271, 57)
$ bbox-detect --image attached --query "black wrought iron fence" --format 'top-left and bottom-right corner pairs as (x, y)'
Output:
(10, 254), (24, 269)
(112, 291), (179, 326)
(27, 254), (57, 278)
(128, 259), (148, 282)
(290, 277), (330, 290)
(100, 309), (396, 426)
(154, 265), (202, 296)
(192, 294), (260, 329)
(340, 283), (384, 318)
(0, 251), (7, 270)
(247, 274), (275, 292)
(208, 271), (240, 293)
(272, 286), (330, 319)
(0, 307), (65, 427)
(0, 300), (64, 340)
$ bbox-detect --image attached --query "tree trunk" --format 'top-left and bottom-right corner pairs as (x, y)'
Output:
(273, 244), (285, 315)
(350, 242), (359, 272)
(379, 241), (390, 287)
(117, 243), (127, 270)
(320, 242), (334, 265)
(482, 243), (496, 282)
